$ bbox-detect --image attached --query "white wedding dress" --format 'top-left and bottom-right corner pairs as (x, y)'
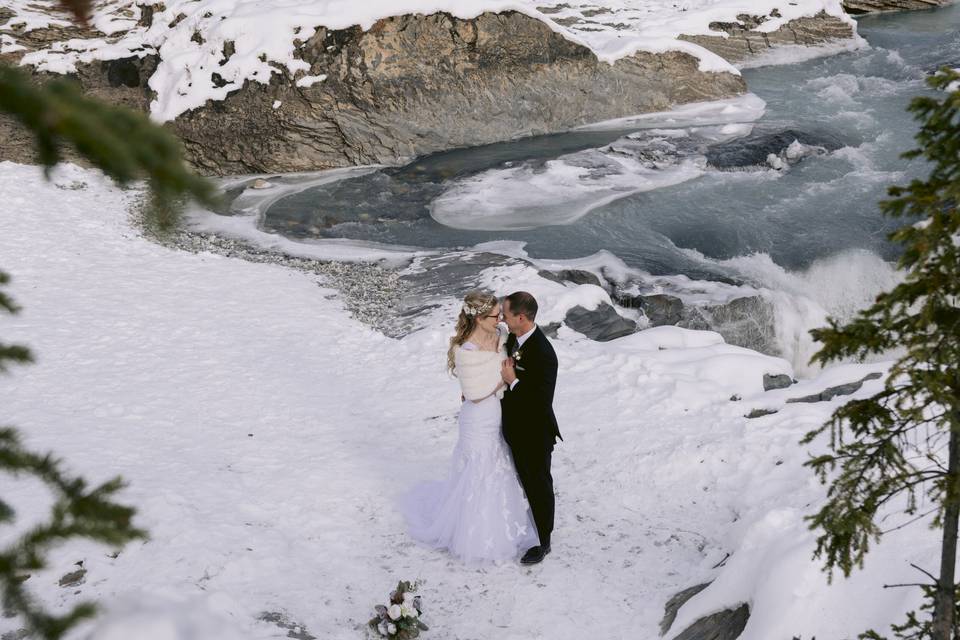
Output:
(401, 341), (538, 564)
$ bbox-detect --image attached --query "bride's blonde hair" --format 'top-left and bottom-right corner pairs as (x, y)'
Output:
(447, 290), (499, 375)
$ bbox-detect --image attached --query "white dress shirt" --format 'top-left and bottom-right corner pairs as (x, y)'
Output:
(509, 325), (537, 391)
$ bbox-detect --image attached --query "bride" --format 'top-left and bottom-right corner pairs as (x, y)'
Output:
(401, 291), (538, 564)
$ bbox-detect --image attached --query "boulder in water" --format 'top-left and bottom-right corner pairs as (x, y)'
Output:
(538, 269), (606, 289)
(706, 129), (847, 170)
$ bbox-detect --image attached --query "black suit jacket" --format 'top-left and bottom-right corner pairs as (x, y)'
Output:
(501, 327), (562, 452)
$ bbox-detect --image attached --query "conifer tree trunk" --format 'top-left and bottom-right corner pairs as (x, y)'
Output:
(933, 424), (960, 640)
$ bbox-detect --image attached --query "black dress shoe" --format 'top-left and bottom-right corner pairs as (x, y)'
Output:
(520, 544), (551, 565)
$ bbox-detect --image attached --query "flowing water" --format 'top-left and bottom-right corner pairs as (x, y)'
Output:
(221, 4), (960, 371)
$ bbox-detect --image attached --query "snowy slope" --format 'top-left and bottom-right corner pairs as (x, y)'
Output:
(0, 0), (857, 121)
(0, 162), (940, 640)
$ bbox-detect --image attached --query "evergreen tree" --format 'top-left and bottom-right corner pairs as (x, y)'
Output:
(1, 1), (214, 637)
(803, 67), (960, 640)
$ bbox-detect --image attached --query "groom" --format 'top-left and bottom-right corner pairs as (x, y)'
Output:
(500, 291), (562, 565)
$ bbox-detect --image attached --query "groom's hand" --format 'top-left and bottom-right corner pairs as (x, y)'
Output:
(501, 359), (517, 385)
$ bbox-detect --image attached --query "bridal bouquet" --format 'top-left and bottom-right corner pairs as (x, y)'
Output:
(368, 580), (428, 638)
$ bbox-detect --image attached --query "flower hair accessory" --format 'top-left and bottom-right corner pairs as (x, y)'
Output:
(462, 300), (494, 317)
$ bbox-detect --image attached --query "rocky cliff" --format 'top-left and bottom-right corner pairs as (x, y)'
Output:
(678, 11), (855, 63)
(842, 0), (951, 13)
(0, 4), (876, 175)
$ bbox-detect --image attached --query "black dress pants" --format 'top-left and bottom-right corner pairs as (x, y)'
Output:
(515, 447), (554, 547)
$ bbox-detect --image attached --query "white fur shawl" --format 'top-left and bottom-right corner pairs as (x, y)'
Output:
(454, 330), (508, 401)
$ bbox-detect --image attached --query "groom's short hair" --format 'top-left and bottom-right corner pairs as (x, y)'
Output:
(505, 291), (538, 321)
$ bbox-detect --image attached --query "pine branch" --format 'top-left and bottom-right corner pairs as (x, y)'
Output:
(803, 67), (960, 639)
(0, 65), (219, 230)
(0, 428), (146, 640)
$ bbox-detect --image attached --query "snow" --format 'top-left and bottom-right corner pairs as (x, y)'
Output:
(0, 0), (857, 121)
(0, 162), (941, 640)
(295, 74), (327, 88)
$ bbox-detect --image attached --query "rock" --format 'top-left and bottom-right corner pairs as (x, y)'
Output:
(1, 11), (745, 175)
(842, 0), (949, 13)
(615, 293), (685, 327)
(678, 11), (854, 64)
(0, 11), (746, 175)
(541, 322), (561, 338)
(251, 179), (273, 189)
(58, 568), (86, 588)
(706, 129), (847, 170)
(613, 292), (778, 355)
(538, 269), (604, 289)
(786, 372), (882, 404)
(258, 611), (317, 640)
(564, 304), (637, 342)
(672, 603), (750, 640)
(680, 296), (779, 356)
(661, 583), (711, 636)
(746, 407), (779, 419)
(763, 373), (794, 391)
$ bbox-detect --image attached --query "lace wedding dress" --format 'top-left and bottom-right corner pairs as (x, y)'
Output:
(401, 341), (538, 564)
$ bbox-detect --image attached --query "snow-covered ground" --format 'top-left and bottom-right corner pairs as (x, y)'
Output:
(0, 161), (940, 639)
(0, 0), (859, 121)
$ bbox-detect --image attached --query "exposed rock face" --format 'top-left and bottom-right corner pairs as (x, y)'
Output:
(0, 11), (746, 175)
(842, 0), (950, 14)
(0, 54), (160, 167)
(174, 11), (747, 174)
(678, 11), (855, 64)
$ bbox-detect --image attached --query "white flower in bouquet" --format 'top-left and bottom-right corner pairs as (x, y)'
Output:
(387, 623), (397, 635)
(388, 604), (402, 620)
(402, 592), (415, 605)
(401, 604), (418, 618)
(377, 621), (388, 636)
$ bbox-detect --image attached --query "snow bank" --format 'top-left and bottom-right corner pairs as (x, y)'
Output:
(0, 162), (936, 640)
(1, 0), (856, 121)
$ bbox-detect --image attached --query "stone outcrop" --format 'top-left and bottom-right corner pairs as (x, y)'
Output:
(661, 583), (712, 636)
(661, 582), (751, 640)
(842, 0), (950, 14)
(0, 10), (745, 175)
(672, 604), (750, 640)
(678, 11), (855, 64)
(563, 303), (638, 341)
(786, 371), (883, 403)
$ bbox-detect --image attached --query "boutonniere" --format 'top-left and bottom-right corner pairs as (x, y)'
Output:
(513, 348), (525, 371)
